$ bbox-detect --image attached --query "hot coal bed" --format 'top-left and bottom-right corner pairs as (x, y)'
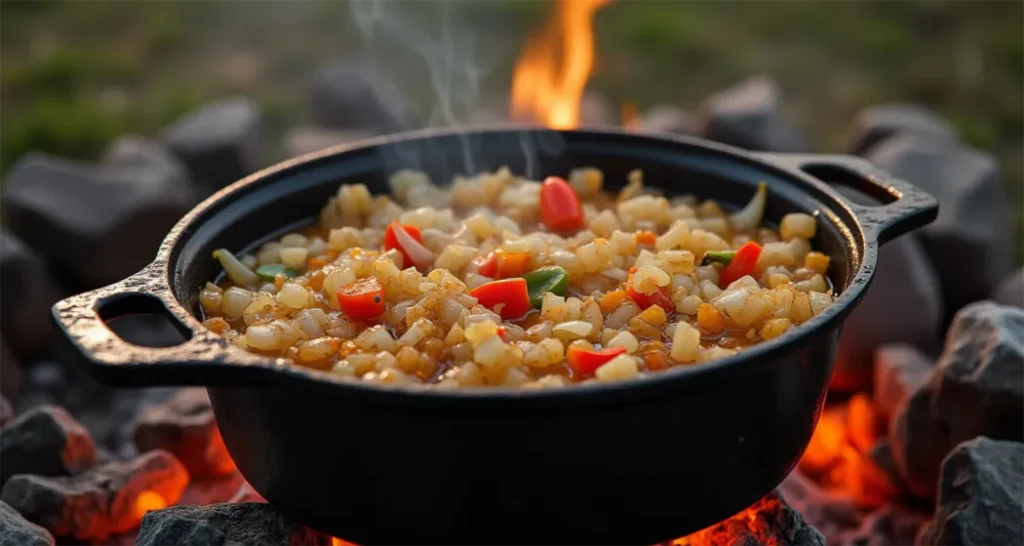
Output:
(1, 68), (1022, 546)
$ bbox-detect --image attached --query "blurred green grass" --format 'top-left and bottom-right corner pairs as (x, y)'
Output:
(1, 0), (1021, 260)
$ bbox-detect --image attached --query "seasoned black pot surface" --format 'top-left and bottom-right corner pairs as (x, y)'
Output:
(52, 128), (937, 544)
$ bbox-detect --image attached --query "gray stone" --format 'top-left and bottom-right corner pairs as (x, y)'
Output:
(0, 228), (61, 358)
(135, 502), (331, 545)
(283, 126), (372, 159)
(993, 267), (1023, 308)
(698, 75), (807, 152)
(873, 344), (934, 419)
(779, 468), (862, 545)
(867, 439), (909, 494)
(843, 505), (928, 546)
(0, 395), (12, 427)
(833, 234), (944, 390)
(0, 500), (54, 546)
(673, 490), (825, 546)
(849, 103), (958, 155)
(1, 450), (188, 541)
(0, 405), (96, 485)
(916, 437), (1024, 545)
(161, 97), (265, 193)
(309, 61), (417, 134)
(1, 336), (20, 401)
(890, 302), (1024, 498)
(133, 388), (234, 479)
(636, 105), (698, 136)
(1, 152), (194, 289)
(868, 136), (1013, 314)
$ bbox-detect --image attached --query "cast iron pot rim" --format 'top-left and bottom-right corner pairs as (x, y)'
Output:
(55, 125), (938, 404)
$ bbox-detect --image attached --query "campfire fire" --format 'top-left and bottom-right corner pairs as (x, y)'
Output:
(510, 0), (610, 128)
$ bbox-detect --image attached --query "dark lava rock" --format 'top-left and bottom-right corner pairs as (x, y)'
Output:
(102, 134), (192, 182)
(993, 267), (1023, 309)
(848, 103), (958, 155)
(890, 301), (1024, 498)
(636, 105), (698, 136)
(1, 152), (194, 289)
(874, 344), (934, 420)
(0, 228), (61, 358)
(1, 449), (188, 541)
(283, 126), (372, 158)
(133, 388), (234, 478)
(673, 490), (825, 546)
(309, 60), (418, 134)
(698, 75), (807, 152)
(916, 437), (1024, 545)
(779, 468), (863, 545)
(0, 499), (54, 546)
(135, 502), (331, 546)
(843, 504), (928, 546)
(868, 136), (1013, 315)
(833, 234), (943, 390)
(1, 336), (20, 400)
(0, 395), (12, 427)
(867, 439), (909, 494)
(161, 97), (265, 193)
(0, 405), (96, 485)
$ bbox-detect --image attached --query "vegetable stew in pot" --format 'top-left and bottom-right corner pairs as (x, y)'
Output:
(200, 166), (834, 387)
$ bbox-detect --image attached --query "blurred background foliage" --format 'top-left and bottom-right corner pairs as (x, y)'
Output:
(1, 0), (1021, 248)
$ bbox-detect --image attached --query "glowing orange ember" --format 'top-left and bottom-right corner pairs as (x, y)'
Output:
(510, 0), (611, 128)
(133, 490), (168, 520)
(331, 537), (356, 546)
(797, 395), (897, 507)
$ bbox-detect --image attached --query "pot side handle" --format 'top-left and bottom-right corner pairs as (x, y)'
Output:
(51, 264), (274, 387)
(753, 153), (939, 244)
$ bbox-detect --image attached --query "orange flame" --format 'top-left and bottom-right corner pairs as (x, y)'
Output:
(797, 394), (897, 506)
(133, 490), (168, 520)
(331, 538), (357, 546)
(510, 0), (611, 128)
(620, 101), (640, 131)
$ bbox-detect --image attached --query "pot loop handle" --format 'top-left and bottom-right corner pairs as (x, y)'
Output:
(51, 262), (270, 386)
(752, 153), (939, 245)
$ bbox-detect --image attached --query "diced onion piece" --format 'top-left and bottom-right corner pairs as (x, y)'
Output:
(670, 321), (700, 363)
(729, 182), (767, 230)
(213, 248), (259, 286)
(392, 221), (435, 269)
(594, 354), (640, 381)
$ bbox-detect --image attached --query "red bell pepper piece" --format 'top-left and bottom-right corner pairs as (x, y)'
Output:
(469, 278), (531, 320)
(383, 222), (424, 269)
(718, 241), (763, 288)
(336, 277), (386, 319)
(567, 345), (627, 375)
(539, 176), (584, 233)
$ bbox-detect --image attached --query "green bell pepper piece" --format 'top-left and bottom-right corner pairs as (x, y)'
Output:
(701, 249), (737, 267)
(255, 264), (300, 281)
(521, 266), (569, 308)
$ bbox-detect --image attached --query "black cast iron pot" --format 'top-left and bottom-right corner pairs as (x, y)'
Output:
(53, 127), (937, 544)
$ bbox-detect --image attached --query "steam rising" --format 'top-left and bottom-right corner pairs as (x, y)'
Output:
(347, 0), (564, 181)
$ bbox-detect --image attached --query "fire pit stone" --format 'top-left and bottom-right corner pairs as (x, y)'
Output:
(873, 344), (934, 420)
(133, 388), (235, 478)
(0, 405), (96, 485)
(636, 105), (698, 136)
(994, 266), (1023, 309)
(0, 499), (54, 546)
(0, 228), (61, 359)
(671, 490), (825, 546)
(916, 437), (1024, 546)
(160, 97), (266, 194)
(848, 103), (958, 156)
(697, 75), (807, 153)
(309, 60), (418, 135)
(0, 151), (195, 289)
(890, 301), (1024, 498)
(0, 395), (12, 428)
(135, 502), (331, 545)
(284, 126), (373, 158)
(841, 504), (929, 546)
(867, 135), (1013, 315)
(834, 233), (943, 390)
(0, 449), (188, 541)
